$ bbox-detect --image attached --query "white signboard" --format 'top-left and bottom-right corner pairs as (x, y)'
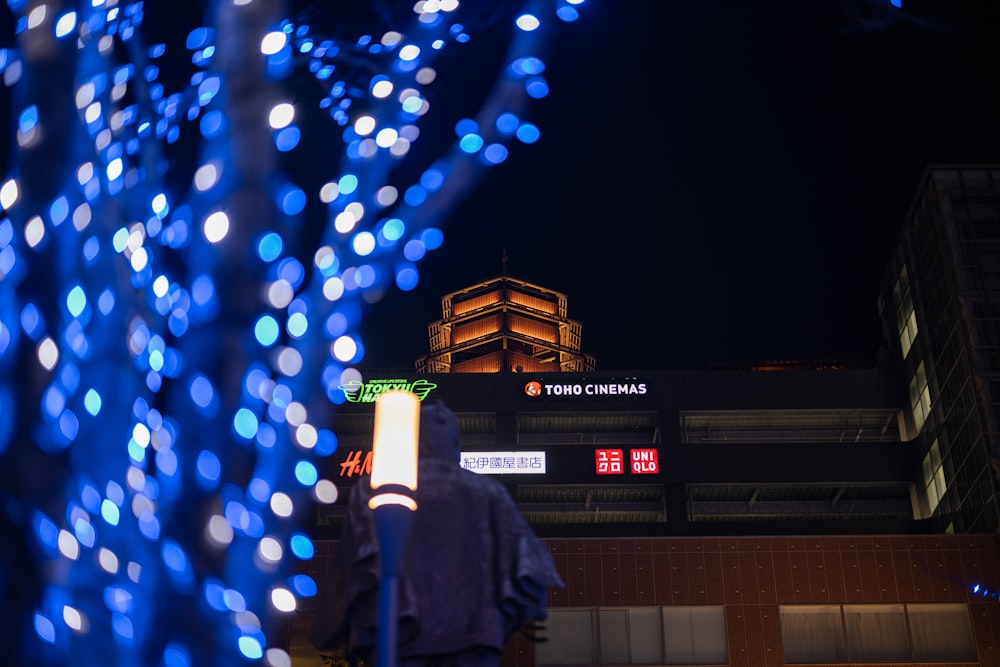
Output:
(460, 451), (546, 475)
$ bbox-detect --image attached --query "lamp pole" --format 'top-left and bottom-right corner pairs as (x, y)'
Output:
(368, 390), (420, 667)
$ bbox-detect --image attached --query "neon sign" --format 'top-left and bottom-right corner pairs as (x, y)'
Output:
(340, 450), (374, 478)
(339, 378), (438, 403)
(630, 448), (659, 474)
(524, 379), (648, 399)
(596, 449), (624, 474)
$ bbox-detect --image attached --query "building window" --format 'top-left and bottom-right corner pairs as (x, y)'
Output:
(536, 606), (728, 665)
(780, 605), (847, 663)
(779, 603), (977, 663)
(843, 605), (909, 662)
(909, 361), (932, 435)
(662, 606), (728, 664)
(894, 267), (919, 359)
(908, 604), (978, 662)
(922, 438), (947, 516)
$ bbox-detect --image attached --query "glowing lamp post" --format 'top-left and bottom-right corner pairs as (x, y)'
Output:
(369, 390), (421, 667)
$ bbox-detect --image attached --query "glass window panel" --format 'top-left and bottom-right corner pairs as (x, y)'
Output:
(907, 604), (978, 662)
(599, 609), (629, 664)
(843, 604), (908, 662)
(663, 606), (727, 664)
(536, 609), (596, 665)
(628, 607), (663, 664)
(779, 605), (846, 663)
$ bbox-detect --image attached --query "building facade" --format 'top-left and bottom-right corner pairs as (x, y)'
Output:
(283, 166), (1000, 667)
(284, 369), (1000, 666)
(878, 166), (1000, 533)
(415, 272), (595, 374)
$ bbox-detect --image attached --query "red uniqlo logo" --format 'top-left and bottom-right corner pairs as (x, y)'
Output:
(596, 449), (624, 475)
(630, 449), (659, 474)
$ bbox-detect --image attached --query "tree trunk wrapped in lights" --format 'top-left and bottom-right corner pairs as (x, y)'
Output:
(0, 1), (584, 665)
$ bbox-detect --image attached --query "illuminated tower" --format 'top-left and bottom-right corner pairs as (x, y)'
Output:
(416, 260), (596, 374)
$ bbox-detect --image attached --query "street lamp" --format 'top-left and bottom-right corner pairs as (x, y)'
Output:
(369, 390), (420, 667)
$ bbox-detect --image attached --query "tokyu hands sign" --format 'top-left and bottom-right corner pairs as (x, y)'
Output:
(339, 378), (438, 403)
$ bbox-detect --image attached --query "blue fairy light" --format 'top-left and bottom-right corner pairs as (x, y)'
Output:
(233, 408), (259, 439)
(163, 645), (191, 667)
(0, 0), (586, 663)
(557, 6), (579, 21)
(101, 499), (120, 526)
(525, 76), (550, 98)
(420, 227), (444, 250)
(54, 11), (77, 38)
(455, 118), (478, 136)
(34, 613), (56, 644)
(294, 460), (318, 486)
(483, 143), (509, 164)
(381, 217), (405, 241)
(289, 533), (314, 559)
(18, 103), (38, 133)
(459, 133), (483, 153)
(257, 232), (284, 261)
(517, 122), (541, 143)
(396, 265), (419, 291)
(196, 450), (222, 484)
(275, 126), (301, 152)
(254, 315), (280, 346)
(288, 573), (318, 597)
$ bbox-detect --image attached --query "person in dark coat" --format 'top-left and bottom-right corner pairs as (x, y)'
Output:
(310, 400), (563, 667)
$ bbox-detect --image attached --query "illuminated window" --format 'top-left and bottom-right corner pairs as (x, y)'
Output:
(537, 606), (727, 665)
(893, 267), (918, 359)
(843, 605), (908, 662)
(909, 361), (931, 435)
(780, 605), (847, 663)
(922, 438), (947, 516)
(779, 604), (976, 663)
(908, 604), (978, 661)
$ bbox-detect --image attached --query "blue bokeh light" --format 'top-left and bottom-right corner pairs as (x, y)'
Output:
(275, 126), (301, 152)
(254, 316), (280, 347)
(459, 133), (484, 153)
(516, 123), (541, 143)
(294, 460), (318, 486)
(483, 144), (509, 165)
(0, 0), (586, 662)
(288, 573), (318, 597)
(257, 232), (284, 262)
(290, 533), (315, 559)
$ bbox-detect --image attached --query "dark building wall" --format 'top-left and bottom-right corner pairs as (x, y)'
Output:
(290, 534), (1000, 667)
(321, 369), (917, 538)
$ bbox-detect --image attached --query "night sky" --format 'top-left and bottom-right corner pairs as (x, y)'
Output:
(358, 1), (1000, 371)
(2, 2), (997, 371)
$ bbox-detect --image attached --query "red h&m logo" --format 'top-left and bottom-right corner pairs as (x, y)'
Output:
(339, 450), (373, 478)
(630, 448), (659, 474)
(596, 449), (624, 475)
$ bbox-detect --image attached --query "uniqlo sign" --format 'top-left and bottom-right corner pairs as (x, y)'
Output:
(630, 448), (659, 474)
(595, 449), (624, 474)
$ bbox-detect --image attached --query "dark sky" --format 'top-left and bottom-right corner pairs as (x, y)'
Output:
(2, 2), (997, 371)
(359, 0), (1000, 370)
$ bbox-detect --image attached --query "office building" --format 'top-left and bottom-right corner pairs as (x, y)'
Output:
(878, 166), (1000, 534)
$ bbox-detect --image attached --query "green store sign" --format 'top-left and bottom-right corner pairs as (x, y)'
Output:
(338, 378), (438, 403)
